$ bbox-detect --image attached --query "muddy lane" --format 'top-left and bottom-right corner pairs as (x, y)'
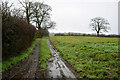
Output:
(47, 39), (77, 79)
(2, 40), (40, 80)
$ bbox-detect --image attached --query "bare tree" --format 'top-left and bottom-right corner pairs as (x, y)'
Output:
(1, 1), (14, 23)
(12, 8), (24, 18)
(31, 2), (52, 29)
(42, 21), (56, 29)
(31, 2), (43, 29)
(18, 0), (33, 24)
(89, 17), (110, 36)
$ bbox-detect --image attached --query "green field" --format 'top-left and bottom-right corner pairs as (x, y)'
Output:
(50, 36), (119, 78)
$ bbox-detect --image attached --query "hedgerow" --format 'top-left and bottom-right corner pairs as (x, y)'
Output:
(2, 15), (36, 59)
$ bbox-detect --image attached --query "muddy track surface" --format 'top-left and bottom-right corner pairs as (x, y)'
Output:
(47, 39), (77, 80)
(2, 40), (40, 80)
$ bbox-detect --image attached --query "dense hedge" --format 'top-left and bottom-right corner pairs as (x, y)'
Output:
(2, 16), (36, 59)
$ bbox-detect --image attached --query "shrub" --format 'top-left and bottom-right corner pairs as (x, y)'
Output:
(2, 16), (36, 59)
(35, 29), (49, 38)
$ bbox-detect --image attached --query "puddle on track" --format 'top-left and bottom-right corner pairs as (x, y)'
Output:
(47, 39), (77, 79)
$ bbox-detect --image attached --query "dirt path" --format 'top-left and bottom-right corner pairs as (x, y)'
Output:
(2, 39), (77, 80)
(2, 40), (40, 80)
(47, 39), (77, 79)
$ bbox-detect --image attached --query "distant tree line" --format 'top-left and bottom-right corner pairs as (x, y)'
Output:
(54, 32), (119, 38)
(1, 1), (55, 59)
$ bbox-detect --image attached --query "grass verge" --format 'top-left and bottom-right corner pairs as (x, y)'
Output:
(39, 37), (51, 71)
(1, 38), (40, 72)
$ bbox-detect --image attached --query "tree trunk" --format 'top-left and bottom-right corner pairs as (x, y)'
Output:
(38, 26), (41, 30)
(38, 23), (41, 30)
(27, 16), (30, 24)
(97, 31), (99, 37)
(26, 9), (30, 24)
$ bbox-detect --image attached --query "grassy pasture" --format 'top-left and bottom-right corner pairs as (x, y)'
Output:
(50, 36), (119, 78)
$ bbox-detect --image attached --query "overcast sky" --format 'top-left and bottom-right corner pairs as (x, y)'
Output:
(6, 0), (119, 34)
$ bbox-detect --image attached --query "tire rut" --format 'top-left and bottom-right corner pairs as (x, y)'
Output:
(47, 39), (77, 80)
(2, 40), (40, 80)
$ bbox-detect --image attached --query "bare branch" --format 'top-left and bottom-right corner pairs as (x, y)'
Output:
(18, 0), (26, 8)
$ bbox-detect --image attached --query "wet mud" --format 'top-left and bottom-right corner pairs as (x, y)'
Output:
(2, 39), (78, 80)
(47, 39), (77, 79)
(2, 40), (40, 80)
